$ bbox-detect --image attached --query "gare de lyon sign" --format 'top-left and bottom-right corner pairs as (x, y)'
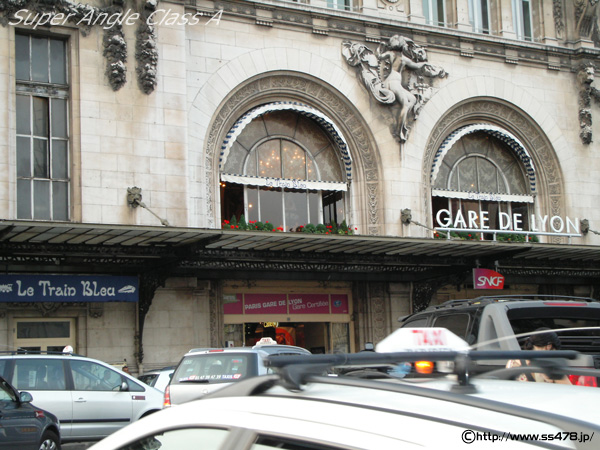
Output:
(435, 210), (581, 237)
(435, 210), (582, 291)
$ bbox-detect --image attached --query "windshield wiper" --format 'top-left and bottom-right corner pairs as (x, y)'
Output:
(177, 379), (210, 383)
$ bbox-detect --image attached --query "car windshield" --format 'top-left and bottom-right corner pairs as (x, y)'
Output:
(172, 353), (258, 385)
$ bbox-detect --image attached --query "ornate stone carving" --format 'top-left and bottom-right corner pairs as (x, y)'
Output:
(102, 3), (128, 92)
(0, 0), (157, 94)
(575, 0), (600, 43)
(135, 0), (158, 94)
(577, 62), (600, 144)
(204, 74), (383, 234)
(342, 36), (448, 143)
(412, 272), (468, 312)
(553, 0), (565, 39)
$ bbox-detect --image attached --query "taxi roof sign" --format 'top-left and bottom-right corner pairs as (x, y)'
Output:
(255, 337), (277, 346)
(376, 328), (470, 353)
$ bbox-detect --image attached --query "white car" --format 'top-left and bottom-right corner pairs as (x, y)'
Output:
(89, 372), (599, 450)
(89, 347), (600, 450)
(0, 352), (163, 442)
(165, 338), (311, 406)
(138, 366), (174, 392)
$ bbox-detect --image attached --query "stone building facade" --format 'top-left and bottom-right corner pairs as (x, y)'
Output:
(0, 0), (599, 373)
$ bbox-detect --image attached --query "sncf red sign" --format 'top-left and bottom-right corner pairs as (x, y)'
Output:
(473, 268), (505, 290)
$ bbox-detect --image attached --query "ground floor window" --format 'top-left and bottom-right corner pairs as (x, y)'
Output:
(14, 318), (76, 352)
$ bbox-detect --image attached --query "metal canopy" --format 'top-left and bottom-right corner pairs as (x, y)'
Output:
(0, 220), (598, 281)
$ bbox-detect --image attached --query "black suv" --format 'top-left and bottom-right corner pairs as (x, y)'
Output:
(398, 295), (600, 384)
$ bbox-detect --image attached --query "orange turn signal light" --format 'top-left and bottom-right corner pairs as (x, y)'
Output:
(414, 360), (434, 374)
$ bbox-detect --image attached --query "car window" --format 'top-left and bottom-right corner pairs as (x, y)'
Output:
(12, 358), (66, 390)
(125, 377), (145, 392)
(401, 316), (429, 328)
(0, 379), (16, 402)
(0, 360), (6, 378)
(172, 353), (258, 385)
(507, 307), (600, 347)
(71, 360), (122, 391)
(138, 374), (158, 387)
(433, 314), (470, 339)
(117, 427), (229, 450)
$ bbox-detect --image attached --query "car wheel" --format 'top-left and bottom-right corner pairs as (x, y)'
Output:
(39, 430), (61, 450)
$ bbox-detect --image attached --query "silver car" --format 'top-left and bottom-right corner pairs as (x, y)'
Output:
(165, 340), (310, 406)
(0, 353), (163, 442)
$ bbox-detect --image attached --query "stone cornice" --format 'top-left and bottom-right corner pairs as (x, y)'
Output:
(184, 0), (599, 73)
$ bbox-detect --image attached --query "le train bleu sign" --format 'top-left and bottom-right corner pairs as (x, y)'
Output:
(0, 275), (138, 303)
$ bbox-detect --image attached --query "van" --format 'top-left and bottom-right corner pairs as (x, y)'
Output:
(0, 352), (163, 441)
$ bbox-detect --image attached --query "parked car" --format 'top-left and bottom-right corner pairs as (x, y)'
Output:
(164, 338), (311, 406)
(138, 366), (174, 392)
(0, 375), (60, 450)
(88, 345), (600, 450)
(397, 295), (600, 384)
(0, 352), (163, 442)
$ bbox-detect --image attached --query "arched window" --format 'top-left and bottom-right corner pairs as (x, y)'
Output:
(431, 127), (535, 237)
(220, 106), (350, 232)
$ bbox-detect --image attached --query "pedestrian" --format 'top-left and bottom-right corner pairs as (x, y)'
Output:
(122, 365), (130, 374)
(506, 328), (571, 384)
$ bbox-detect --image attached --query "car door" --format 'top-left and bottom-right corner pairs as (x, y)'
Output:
(0, 378), (40, 450)
(10, 358), (72, 438)
(68, 359), (133, 440)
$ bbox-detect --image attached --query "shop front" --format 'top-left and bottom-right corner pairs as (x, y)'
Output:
(221, 281), (354, 354)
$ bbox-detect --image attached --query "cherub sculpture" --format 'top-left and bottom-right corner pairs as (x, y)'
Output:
(342, 35), (448, 143)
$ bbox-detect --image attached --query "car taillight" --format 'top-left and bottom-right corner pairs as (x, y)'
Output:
(163, 385), (171, 408)
(568, 374), (598, 387)
(35, 410), (45, 418)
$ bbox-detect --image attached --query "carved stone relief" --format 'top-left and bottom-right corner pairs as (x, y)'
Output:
(204, 74), (383, 236)
(553, 0), (565, 39)
(342, 35), (448, 143)
(577, 62), (600, 144)
(422, 100), (565, 244)
(0, 0), (157, 94)
(575, 0), (600, 44)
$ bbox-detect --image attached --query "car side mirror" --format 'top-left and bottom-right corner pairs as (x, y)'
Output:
(120, 381), (129, 391)
(19, 391), (33, 403)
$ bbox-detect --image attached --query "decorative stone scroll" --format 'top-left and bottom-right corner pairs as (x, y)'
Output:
(342, 35), (448, 143)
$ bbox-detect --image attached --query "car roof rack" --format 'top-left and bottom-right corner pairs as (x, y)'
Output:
(0, 349), (82, 356)
(429, 294), (599, 310)
(200, 351), (600, 449)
